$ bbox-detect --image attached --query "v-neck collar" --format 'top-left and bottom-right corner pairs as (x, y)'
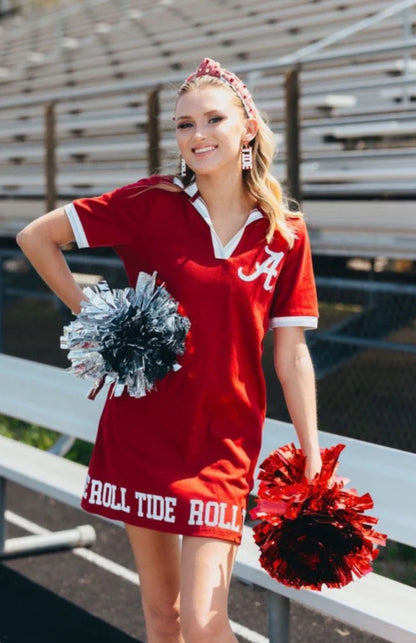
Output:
(174, 177), (263, 259)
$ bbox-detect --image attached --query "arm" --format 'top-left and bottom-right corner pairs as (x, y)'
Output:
(273, 325), (322, 481)
(16, 207), (85, 314)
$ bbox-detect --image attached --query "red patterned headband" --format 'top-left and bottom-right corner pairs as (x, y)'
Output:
(182, 57), (256, 118)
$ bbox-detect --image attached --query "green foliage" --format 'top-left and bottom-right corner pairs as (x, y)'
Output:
(65, 439), (93, 466)
(0, 414), (92, 464)
(0, 414), (60, 450)
(374, 540), (416, 587)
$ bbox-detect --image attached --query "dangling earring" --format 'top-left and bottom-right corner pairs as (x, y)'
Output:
(180, 157), (187, 177)
(241, 144), (253, 171)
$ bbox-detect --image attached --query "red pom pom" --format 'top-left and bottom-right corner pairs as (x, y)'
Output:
(250, 443), (386, 591)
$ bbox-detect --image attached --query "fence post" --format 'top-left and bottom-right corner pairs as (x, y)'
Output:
(44, 101), (57, 213)
(147, 87), (161, 175)
(268, 592), (290, 642)
(284, 67), (301, 206)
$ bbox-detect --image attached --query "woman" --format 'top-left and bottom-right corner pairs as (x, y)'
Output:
(17, 58), (322, 643)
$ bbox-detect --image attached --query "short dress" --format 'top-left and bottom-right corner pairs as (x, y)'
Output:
(64, 175), (318, 544)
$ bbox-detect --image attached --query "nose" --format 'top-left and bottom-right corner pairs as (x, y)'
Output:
(193, 123), (207, 139)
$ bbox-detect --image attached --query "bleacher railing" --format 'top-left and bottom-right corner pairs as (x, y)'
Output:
(2, 245), (415, 452)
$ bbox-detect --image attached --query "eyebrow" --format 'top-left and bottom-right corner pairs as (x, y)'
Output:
(175, 109), (224, 121)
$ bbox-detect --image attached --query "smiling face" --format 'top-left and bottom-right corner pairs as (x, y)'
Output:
(175, 84), (257, 180)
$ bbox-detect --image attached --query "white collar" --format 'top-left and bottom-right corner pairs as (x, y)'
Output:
(173, 177), (263, 259)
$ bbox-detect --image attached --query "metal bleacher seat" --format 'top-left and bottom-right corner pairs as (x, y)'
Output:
(0, 0), (416, 212)
(380, 84), (416, 102)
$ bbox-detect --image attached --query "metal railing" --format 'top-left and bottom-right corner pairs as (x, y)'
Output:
(2, 247), (415, 451)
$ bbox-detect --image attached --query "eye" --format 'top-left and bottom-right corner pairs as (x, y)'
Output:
(209, 116), (223, 124)
(176, 122), (193, 130)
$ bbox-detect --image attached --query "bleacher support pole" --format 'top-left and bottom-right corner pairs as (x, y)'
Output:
(44, 101), (57, 213)
(147, 87), (161, 175)
(285, 67), (301, 205)
(0, 477), (6, 552)
(0, 253), (3, 354)
(268, 593), (290, 642)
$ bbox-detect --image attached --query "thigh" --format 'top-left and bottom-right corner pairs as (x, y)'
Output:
(125, 524), (182, 606)
(180, 536), (238, 623)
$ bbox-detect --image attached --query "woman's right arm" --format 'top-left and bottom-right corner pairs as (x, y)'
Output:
(16, 207), (86, 314)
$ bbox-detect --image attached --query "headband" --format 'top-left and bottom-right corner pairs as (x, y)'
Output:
(182, 57), (256, 118)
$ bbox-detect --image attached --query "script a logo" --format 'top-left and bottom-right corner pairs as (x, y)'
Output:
(237, 246), (284, 291)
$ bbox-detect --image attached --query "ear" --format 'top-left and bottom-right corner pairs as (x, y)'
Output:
(243, 117), (259, 143)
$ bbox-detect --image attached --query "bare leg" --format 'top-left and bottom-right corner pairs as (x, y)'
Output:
(180, 536), (238, 643)
(125, 524), (184, 643)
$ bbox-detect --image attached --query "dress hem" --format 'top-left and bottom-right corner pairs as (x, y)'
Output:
(80, 501), (243, 545)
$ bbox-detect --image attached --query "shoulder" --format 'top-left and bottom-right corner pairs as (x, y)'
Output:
(286, 215), (307, 235)
(286, 215), (310, 248)
(267, 215), (308, 253)
(114, 175), (183, 204)
(119, 174), (179, 192)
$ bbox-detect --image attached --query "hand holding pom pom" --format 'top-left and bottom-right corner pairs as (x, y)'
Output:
(250, 443), (386, 591)
(60, 272), (191, 399)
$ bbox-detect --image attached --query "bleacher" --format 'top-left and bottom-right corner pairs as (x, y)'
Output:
(0, 0), (415, 256)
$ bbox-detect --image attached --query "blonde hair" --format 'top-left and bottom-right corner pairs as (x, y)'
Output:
(176, 75), (302, 247)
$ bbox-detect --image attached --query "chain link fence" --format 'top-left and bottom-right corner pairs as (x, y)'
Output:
(1, 249), (415, 453)
(314, 276), (416, 452)
(264, 269), (416, 453)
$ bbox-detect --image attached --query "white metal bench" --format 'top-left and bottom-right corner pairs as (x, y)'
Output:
(0, 353), (415, 642)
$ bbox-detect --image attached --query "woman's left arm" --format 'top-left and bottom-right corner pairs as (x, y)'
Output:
(273, 325), (322, 481)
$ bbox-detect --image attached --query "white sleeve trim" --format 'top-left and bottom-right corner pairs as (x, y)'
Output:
(64, 203), (90, 248)
(269, 316), (318, 330)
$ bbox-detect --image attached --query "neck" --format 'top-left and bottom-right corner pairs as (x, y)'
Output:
(194, 170), (253, 218)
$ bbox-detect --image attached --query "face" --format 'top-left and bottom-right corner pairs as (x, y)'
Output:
(175, 85), (257, 179)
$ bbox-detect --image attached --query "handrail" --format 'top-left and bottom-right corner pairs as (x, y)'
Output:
(277, 0), (416, 65)
(1, 38), (416, 112)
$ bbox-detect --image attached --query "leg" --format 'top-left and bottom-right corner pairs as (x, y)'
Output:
(125, 524), (184, 643)
(180, 536), (238, 643)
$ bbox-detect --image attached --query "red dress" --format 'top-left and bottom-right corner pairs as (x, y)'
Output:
(64, 175), (318, 544)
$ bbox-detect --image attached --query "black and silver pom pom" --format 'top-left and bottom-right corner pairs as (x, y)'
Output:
(61, 272), (191, 399)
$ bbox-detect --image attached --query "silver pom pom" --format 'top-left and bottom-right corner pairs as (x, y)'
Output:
(61, 271), (191, 399)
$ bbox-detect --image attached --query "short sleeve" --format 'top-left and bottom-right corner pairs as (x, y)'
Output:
(269, 219), (318, 330)
(64, 186), (133, 249)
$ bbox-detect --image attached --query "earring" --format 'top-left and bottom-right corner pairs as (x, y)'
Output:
(241, 144), (253, 171)
(180, 157), (187, 177)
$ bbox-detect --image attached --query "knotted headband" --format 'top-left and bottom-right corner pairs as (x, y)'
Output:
(182, 57), (256, 118)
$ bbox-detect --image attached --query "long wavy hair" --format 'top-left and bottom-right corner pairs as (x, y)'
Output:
(176, 75), (302, 247)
